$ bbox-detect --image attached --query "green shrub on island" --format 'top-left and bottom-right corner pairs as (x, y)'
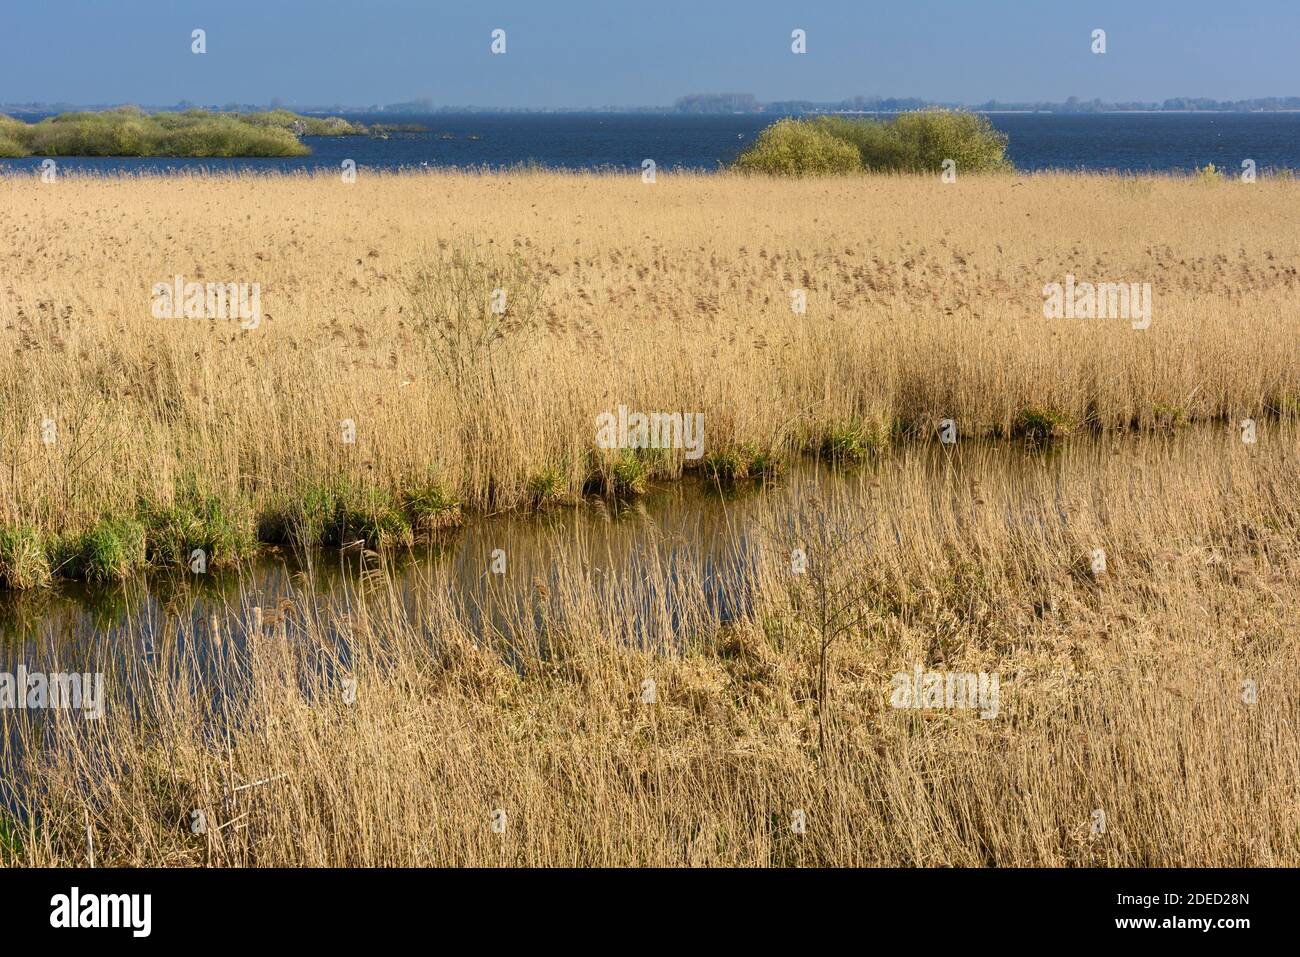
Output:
(732, 118), (863, 176)
(0, 107), (369, 158)
(735, 109), (1012, 176)
(0, 114), (31, 158)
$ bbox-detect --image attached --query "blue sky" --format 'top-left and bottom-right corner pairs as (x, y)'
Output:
(1, 0), (1296, 107)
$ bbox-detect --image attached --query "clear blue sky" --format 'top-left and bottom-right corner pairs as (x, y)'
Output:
(2, 0), (1295, 107)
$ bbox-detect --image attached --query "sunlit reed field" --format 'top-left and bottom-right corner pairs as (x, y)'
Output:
(0, 169), (1297, 866)
(0, 170), (1297, 569)
(3, 428), (1297, 866)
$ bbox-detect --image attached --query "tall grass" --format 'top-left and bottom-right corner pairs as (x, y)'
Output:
(0, 169), (1295, 866)
(3, 427), (1296, 865)
(0, 169), (1296, 579)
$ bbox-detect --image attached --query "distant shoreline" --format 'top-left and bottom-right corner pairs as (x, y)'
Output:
(4, 99), (1300, 117)
(1, 112), (1293, 175)
(0, 108), (423, 159)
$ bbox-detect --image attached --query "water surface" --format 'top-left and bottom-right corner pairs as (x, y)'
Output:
(0, 428), (1236, 675)
(2, 112), (1296, 175)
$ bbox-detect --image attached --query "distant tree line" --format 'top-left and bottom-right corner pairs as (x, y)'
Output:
(672, 93), (1300, 114)
(5, 94), (1299, 116)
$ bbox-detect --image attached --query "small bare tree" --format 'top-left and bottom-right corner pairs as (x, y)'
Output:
(406, 244), (541, 406)
(772, 490), (876, 754)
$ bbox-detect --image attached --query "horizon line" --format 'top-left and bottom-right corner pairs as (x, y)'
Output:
(5, 93), (1300, 114)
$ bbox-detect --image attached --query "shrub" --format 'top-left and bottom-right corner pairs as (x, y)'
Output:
(0, 136), (28, 158)
(0, 115), (33, 157)
(811, 116), (914, 171)
(733, 118), (863, 176)
(869, 110), (1010, 173)
(1195, 162), (1224, 183)
(0, 108), (360, 158)
(735, 110), (1011, 176)
(238, 109), (366, 136)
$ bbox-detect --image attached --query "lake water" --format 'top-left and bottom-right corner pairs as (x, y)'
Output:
(1, 112), (1298, 175)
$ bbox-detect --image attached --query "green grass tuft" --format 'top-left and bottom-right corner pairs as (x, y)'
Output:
(703, 443), (784, 486)
(49, 518), (147, 584)
(1014, 407), (1074, 442)
(259, 484), (341, 550)
(140, 491), (257, 568)
(0, 810), (24, 863)
(0, 526), (52, 590)
(817, 422), (885, 462)
(400, 478), (462, 535)
(585, 451), (648, 498)
(525, 466), (567, 507)
(325, 486), (414, 549)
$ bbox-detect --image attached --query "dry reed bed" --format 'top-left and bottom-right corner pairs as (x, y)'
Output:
(4, 426), (1297, 866)
(1, 170), (1297, 543)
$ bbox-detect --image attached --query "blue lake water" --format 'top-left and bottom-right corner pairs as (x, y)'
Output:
(1, 112), (1298, 176)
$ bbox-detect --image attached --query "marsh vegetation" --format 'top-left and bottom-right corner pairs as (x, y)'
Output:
(0, 107), (369, 158)
(0, 169), (1294, 582)
(0, 168), (1296, 866)
(733, 110), (1013, 175)
(1, 427), (1296, 865)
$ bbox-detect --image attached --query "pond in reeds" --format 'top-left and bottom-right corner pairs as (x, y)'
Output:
(0, 422), (1275, 706)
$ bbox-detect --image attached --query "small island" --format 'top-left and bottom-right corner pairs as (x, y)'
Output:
(0, 107), (393, 158)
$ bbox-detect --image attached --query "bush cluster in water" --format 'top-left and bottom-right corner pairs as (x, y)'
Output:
(0, 107), (367, 158)
(733, 110), (1012, 176)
